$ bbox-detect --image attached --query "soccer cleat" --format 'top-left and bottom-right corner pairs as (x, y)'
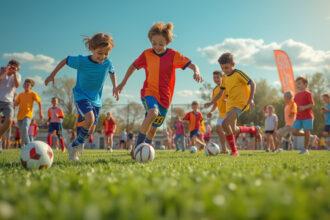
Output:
(67, 143), (82, 161)
(299, 149), (309, 155)
(231, 151), (239, 157)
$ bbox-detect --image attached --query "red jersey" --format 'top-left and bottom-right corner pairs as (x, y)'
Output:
(294, 90), (314, 120)
(103, 118), (116, 133)
(183, 111), (203, 132)
(133, 48), (191, 109)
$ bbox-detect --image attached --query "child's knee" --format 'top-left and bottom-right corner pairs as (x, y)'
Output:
(147, 108), (159, 118)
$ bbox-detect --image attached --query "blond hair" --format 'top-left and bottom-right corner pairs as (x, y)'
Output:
(148, 22), (174, 44)
(84, 33), (114, 51)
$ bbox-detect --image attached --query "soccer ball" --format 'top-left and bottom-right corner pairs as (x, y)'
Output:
(205, 142), (220, 156)
(190, 146), (198, 153)
(134, 143), (155, 163)
(20, 141), (54, 170)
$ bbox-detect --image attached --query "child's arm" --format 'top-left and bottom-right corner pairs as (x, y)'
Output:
(298, 103), (314, 112)
(38, 102), (43, 120)
(115, 64), (136, 94)
(110, 74), (119, 101)
(207, 104), (217, 118)
(187, 63), (203, 83)
(247, 80), (256, 109)
(44, 59), (67, 86)
(204, 89), (224, 108)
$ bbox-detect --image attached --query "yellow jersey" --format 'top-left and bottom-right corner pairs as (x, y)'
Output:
(16, 91), (41, 121)
(221, 69), (251, 112)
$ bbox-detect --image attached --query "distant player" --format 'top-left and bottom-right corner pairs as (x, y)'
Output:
(102, 112), (116, 151)
(47, 97), (65, 152)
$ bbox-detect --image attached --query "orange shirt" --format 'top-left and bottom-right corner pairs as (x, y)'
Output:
(16, 91), (41, 120)
(284, 100), (297, 126)
(133, 48), (191, 109)
(183, 111), (203, 132)
(48, 106), (64, 123)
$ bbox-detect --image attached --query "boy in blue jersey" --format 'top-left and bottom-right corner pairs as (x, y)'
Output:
(321, 93), (330, 149)
(45, 33), (119, 161)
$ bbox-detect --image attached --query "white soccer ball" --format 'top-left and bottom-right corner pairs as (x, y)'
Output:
(190, 146), (198, 153)
(20, 141), (54, 170)
(205, 142), (220, 156)
(134, 143), (155, 163)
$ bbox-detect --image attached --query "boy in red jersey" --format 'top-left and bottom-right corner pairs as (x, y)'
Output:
(115, 22), (202, 158)
(47, 97), (65, 151)
(102, 112), (116, 151)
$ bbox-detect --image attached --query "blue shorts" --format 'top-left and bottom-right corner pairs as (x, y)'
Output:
(190, 129), (200, 138)
(48, 122), (62, 134)
(293, 119), (313, 131)
(226, 107), (243, 117)
(75, 99), (100, 126)
(142, 96), (168, 128)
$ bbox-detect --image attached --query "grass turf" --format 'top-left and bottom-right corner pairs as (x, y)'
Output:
(0, 149), (329, 220)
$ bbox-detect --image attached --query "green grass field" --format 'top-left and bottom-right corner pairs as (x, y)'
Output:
(0, 149), (329, 220)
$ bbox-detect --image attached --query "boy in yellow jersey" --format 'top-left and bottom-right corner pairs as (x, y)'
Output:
(205, 53), (256, 157)
(207, 71), (229, 154)
(15, 79), (43, 146)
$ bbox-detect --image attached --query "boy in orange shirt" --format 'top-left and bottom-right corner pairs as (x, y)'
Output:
(277, 91), (297, 150)
(47, 97), (65, 151)
(183, 101), (206, 150)
(15, 79), (43, 146)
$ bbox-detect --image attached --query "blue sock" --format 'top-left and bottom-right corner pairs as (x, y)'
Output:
(72, 127), (89, 147)
(136, 132), (146, 147)
(145, 138), (152, 145)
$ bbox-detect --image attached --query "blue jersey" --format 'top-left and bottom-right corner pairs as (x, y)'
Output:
(66, 55), (115, 107)
(325, 103), (330, 125)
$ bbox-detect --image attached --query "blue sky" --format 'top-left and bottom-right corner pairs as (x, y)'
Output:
(1, 0), (329, 106)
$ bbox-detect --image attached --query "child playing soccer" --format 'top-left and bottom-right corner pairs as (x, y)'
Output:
(292, 76), (314, 154)
(206, 70), (228, 154)
(47, 97), (65, 151)
(102, 112), (116, 151)
(0, 60), (21, 145)
(15, 79), (43, 146)
(205, 53), (256, 157)
(183, 101), (206, 150)
(28, 119), (38, 142)
(173, 116), (185, 151)
(115, 22), (202, 158)
(45, 33), (119, 161)
(264, 105), (279, 152)
(321, 93), (330, 149)
(277, 91), (297, 150)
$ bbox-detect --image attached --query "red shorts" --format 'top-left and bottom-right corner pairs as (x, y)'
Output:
(104, 131), (114, 136)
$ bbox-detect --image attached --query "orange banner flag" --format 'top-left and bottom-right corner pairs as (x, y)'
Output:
(273, 50), (295, 94)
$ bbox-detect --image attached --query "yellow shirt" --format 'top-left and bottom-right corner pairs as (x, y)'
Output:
(212, 85), (227, 118)
(221, 69), (251, 112)
(16, 91), (41, 120)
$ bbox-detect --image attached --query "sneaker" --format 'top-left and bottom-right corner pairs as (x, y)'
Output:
(67, 143), (82, 161)
(299, 149), (309, 155)
(109, 148), (113, 153)
(265, 148), (270, 152)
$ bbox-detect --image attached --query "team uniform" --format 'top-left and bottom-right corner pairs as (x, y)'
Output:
(183, 111), (204, 138)
(277, 99), (297, 141)
(47, 106), (65, 150)
(220, 69), (252, 115)
(66, 55), (115, 147)
(133, 48), (191, 128)
(16, 91), (41, 145)
(293, 90), (314, 131)
(212, 84), (227, 125)
(103, 118), (116, 136)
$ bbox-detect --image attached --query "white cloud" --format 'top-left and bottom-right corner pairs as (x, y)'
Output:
(28, 75), (44, 86)
(198, 38), (330, 72)
(326, 16), (330, 20)
(176, 90), (201, 97)
(273, 80), (281, 86)
(3, 52), (56, 72)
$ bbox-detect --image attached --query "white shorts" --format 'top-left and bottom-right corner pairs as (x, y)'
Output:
(217, 117), (224, 126)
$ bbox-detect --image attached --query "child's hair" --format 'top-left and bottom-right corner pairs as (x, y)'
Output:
(267, 105), (275, 113)
(192, 101), (199, 106)
(51, 97), (58, 101)
(295, 76), (308, 85)
(84, 33), (114, 51)
(24, 79), (35, 87)
(8, 59), (20, 67)
(213, 70), (223, 76)
(284, 91), (293, 99)
(218, 52), (234, 65)
(322, 93), (330, 99)
(148, 22), (174, 44)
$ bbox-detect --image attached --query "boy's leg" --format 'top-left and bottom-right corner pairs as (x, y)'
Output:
(109, 134), (114, 150)
(222, 109), (240, 155)
(103, 134), (108, 149)
(216, 124), (227, 153)
(146, 126), (157, 145)
(0, 102), (13, 137)
(18, 118), (31, 146)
